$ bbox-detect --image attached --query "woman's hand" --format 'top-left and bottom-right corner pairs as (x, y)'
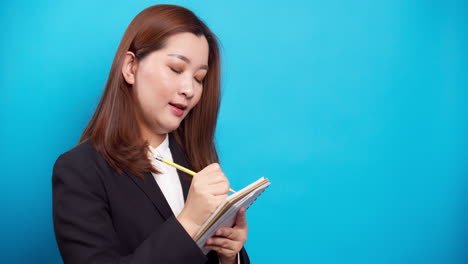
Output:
(177, 163), (230, 237)
(204, 207), (248, 264)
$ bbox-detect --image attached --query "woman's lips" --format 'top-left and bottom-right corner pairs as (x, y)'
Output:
(169, 103), (185, 117)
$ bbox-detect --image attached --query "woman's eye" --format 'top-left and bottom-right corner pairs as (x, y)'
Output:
(169, 67), (182, 74)
(195, 78), (203, 84)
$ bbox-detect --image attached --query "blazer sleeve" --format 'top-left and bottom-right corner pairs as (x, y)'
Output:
(52, 152), (208, 264)
(239, 248), (250, 264)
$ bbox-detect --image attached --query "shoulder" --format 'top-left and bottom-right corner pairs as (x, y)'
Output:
(52, 140), (111, 220)
(52, 140), (110, 187)
(54, 140), (101, 170)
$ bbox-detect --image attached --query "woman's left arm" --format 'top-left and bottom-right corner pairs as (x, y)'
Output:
(204, 207), (249, 264)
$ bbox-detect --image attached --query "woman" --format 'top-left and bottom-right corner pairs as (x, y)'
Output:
(52, 4), (249, 264)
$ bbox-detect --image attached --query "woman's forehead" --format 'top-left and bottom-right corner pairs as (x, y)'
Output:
(162, 32), (209, 65)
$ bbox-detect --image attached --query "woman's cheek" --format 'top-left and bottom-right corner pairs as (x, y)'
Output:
(155, 75), (174, 95)
(194, 88), (203, 104)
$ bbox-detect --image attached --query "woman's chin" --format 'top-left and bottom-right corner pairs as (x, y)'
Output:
(161, 120), (183, 133)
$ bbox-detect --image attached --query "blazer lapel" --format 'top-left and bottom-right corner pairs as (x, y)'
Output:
(125, 134), (193, 220)
(169, 134), (192, 201)
(125, 171), (174, 220)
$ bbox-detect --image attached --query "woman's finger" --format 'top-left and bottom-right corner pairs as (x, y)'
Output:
(206, 236), (239, 249)
(197, 163), (222, 175)
(207, 175), (228, 186)
(215, 227), (237, 240)
(204, 237), (239, 256)
(204, 245), (237, 258)
(234, 207), (248, 230)
(209, 181), (230, 196)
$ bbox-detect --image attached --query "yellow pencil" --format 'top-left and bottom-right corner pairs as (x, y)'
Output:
(155, 155), (236, 193)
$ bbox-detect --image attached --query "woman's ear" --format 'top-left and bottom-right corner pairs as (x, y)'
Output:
(122, 51), (137, 85)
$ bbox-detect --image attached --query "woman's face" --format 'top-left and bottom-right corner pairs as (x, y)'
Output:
(123, 32), (209, 136)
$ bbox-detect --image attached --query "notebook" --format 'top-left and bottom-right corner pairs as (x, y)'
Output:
(194, 177), (271, 254)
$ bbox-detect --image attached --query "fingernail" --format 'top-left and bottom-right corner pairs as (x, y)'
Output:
(216, 230), (221, 236)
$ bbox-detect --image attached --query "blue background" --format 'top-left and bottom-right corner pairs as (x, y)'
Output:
(1, 0), (467, 263)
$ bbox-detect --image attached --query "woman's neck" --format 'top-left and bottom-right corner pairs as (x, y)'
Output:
(139, 124), (167, 148)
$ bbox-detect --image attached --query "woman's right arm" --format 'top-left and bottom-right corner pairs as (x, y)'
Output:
(52, 152), (208, 264)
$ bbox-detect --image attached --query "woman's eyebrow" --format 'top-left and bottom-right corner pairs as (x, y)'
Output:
(167, 53), (208, 70)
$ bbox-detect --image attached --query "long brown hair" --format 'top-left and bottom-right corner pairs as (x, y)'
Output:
(80, 4), (221, 179)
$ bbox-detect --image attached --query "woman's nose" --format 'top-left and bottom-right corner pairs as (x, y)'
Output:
(179, 77), (195, 98)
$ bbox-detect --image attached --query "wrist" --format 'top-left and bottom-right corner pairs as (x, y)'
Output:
(176, 213), (201, 238)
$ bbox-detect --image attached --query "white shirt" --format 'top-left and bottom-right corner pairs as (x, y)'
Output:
(148, 134), (185, 217)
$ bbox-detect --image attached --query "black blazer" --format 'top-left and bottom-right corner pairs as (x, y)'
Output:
(52, 137), (250, 264)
